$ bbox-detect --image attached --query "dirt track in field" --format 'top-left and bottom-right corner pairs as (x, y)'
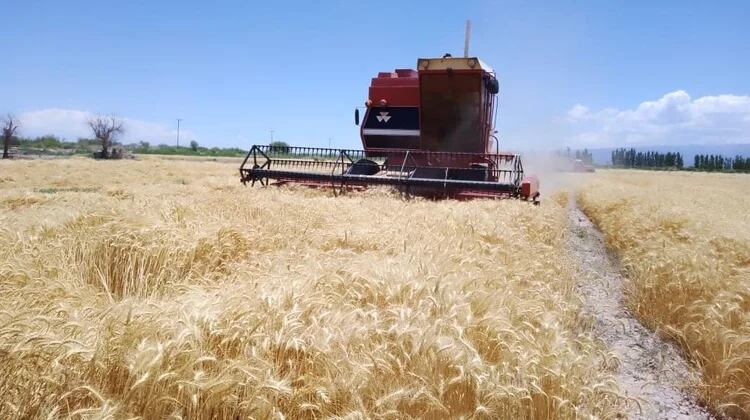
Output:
(569, 206), (714, 420)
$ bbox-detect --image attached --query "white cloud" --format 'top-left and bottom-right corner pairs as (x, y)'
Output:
(565, 91), (750, 146)
(566, 104), (589, 121)
(17, 108), (193, 144)
(19, 109), (92, 139)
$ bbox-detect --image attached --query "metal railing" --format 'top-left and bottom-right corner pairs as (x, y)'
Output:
(240, 145), (525, 196)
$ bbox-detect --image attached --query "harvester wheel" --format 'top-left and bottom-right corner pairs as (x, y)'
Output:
(346, 159), (380, 176)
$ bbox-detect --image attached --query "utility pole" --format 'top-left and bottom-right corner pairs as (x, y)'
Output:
(177, 118), (182, 147)
(328, 137), (332, 149)
(270, 129), (274, 143)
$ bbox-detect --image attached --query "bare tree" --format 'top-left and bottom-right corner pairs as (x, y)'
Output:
(88, 115), (124, 158)
(2, 114), (20, 159)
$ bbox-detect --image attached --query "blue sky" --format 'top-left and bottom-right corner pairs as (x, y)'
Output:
(2, 1), (749, 150)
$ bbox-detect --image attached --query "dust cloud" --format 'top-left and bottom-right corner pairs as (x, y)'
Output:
(520, 152), (594, 196)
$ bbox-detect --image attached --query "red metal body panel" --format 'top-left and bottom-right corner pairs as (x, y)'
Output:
(368, 70), (419, 107)
(521, 176), (540, 199)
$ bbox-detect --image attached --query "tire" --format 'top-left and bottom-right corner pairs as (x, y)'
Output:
(346, 159), (380, 176)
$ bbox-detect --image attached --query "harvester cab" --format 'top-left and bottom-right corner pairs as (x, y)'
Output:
(240, 54), (540, 202)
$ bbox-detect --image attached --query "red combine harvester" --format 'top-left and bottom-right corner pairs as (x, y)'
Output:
(240, 55), (540, 202)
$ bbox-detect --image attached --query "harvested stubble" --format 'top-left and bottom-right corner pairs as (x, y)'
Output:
(578, 169), (750, 419)
(0, 157), (625, 418)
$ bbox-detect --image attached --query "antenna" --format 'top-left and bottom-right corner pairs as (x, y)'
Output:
(463, 20), (472, 57)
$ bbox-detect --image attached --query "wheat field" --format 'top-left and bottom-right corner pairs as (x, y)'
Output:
(578, 169), (750, 419)
(0, 156), (626, 419)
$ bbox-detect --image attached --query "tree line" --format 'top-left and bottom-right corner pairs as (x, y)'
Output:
(2, 114), (125, 159)
(611, 148), (685, 169)
(6, 135), (246, 158)
(693, 154), (750, 171)
(1, 113), (247, 159)
(610, 148), (750, 172)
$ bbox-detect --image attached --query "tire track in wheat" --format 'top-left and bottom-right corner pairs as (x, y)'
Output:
(568, 205), (714, 420)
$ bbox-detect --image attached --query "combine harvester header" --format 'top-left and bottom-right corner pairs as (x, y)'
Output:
(240, 24), (539, 202)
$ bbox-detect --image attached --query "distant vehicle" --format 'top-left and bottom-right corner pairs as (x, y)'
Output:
(572, 159), (596, 173)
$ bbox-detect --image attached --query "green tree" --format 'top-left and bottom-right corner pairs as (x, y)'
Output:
(269, 141), (290, 153)
(190, 140), (199, 152)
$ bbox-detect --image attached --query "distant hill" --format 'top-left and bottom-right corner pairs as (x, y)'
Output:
(588, 144), (750, 166)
